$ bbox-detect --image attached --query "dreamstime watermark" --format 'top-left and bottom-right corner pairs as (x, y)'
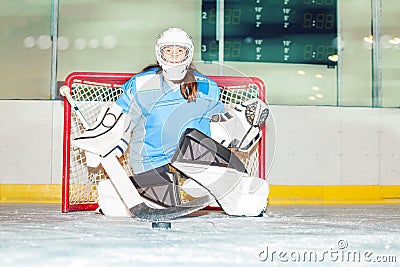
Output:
(258, 240), (397, 263)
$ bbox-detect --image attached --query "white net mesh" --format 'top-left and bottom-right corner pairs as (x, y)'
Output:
(65, 75), (263, 211)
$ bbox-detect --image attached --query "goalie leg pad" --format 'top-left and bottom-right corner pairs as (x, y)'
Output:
(218, 175), (269, 216)
(182, 174), (269, 217)
(97, 179), (130, 217)
(130, 165), (182, 208)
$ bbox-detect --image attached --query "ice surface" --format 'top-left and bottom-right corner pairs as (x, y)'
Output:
(0, 204), (399, 267)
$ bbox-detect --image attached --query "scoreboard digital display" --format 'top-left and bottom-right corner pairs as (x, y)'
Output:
(201, 0), (338, 65)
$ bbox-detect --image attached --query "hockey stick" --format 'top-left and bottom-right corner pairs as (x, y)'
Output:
(60, 85), (210, 221)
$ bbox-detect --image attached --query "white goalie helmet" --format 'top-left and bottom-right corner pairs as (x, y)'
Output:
(155, 28), (194, 81)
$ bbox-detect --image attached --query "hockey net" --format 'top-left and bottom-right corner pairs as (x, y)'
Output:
(62, 72), (266, 212)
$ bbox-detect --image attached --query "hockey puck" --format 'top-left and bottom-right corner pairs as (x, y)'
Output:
(152, 221), (171, 230)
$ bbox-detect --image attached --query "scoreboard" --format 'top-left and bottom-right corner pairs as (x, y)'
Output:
(201, 0), (338, 65)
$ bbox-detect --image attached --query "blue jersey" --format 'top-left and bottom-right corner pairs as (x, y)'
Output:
(116, 68), (225, 173)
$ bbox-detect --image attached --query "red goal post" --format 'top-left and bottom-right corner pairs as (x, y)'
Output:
(62, 72), (266, 213)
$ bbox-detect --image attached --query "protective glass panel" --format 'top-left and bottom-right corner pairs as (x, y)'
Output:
(381, 0), (400, 108)
(0, 1), (51, 99)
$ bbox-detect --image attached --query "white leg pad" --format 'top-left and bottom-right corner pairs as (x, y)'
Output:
(180, 167), (269, 217)
(97, 179), (130, 217)
(219, 175), (269, 216)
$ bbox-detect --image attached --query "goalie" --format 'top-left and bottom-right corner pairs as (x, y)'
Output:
(72, 28), (270, 218)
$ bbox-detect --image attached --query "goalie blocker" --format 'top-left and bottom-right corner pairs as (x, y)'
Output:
(72, 103), (132, 166)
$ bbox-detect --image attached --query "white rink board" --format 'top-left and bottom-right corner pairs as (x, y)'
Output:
(0, 101), (400, 186)
(0, 100), (63, 184)
(380, 108), (400, 185)
(266, 106), (341, 185)
(51, 101), (64, 184)
(340, 107), (380, 185)
(266, 105), (400, 185)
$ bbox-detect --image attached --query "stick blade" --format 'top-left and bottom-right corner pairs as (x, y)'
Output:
(129, 195), (211, 222)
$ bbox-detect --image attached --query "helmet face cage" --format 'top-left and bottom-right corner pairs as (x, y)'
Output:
(158, 43), (192, 65)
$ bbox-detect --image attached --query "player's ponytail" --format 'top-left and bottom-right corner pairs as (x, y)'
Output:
(180, 67), (198, 102)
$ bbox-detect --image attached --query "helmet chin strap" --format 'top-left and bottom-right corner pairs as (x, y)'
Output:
(161, 64), (188, 82)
